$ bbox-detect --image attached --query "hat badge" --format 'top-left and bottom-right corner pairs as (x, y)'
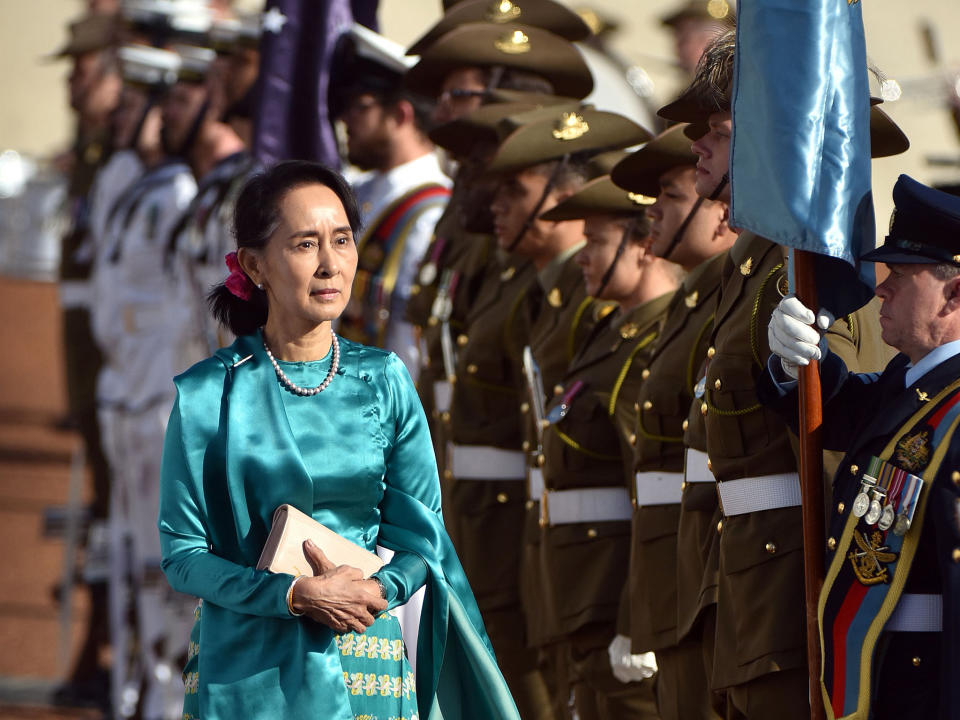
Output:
(627, 192), (656, 206)
(552, 112), (590, 141)
(706, 0), (731, 19)
(495, 30), (531, 54)
(487, 0), (522, 22)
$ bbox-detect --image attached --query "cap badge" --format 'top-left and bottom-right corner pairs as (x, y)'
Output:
(627, 192), (656, 206)
(552, 112), (590, 141)
(547, 287), (563, 307)
(707, 0), (731, 19)
(684, 290), (699, 308)
(495, 30), (531, 54)
(487, 0), (522, 22)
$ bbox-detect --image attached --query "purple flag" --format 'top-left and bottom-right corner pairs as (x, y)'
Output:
(253, 0), (370, 168)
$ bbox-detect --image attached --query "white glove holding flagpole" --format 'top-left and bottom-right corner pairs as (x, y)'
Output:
(607, 634), (657, 684)
(768, 295), (834, 380)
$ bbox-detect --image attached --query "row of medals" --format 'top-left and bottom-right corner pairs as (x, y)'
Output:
(851, 473), (910, 536)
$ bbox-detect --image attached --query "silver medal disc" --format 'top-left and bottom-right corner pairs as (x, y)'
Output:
(419, 262), (437, 286)
(893, 513), (911, 536)
(852, 492), (870, 518)
(877, 504), (895, 531)
(865, 499), (882, 526)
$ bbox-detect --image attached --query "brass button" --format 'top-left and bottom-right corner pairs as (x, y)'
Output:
(714, 378), (722, 391)
(952, 470), (960, 486)
(496, 492), (509, 504)
(681, 481), (688, 491)
(540, 419), (550, 430)
(466, 363), (478, 374)
(629, 433), (637, 445)
(526, 500), (535, 510)
(700, 402), (708, 416)
(953, 548), (960, 563)
(441, 411), (450, 422)
(643, 400), (653, 411)
(457, 334), (469, 347)
(912, 656), (921, 667)
(553, 384), (564, 396)
(410, 284), (421, 295)
(537, 454), (545, 467)
(837, 502), (845, 514)
(641, 369), (650, 380)
(850, 464), (859, 475)
(443, 469), (453, 480)
(716, 520), (723, 534)
(586, 528), (598, 539)
(682, 419), (689, 431)
(522, 440), (531, 452)
(765, 542), (777, 555)
(428, 316), (439, 327)
(827, 537), (837, 550)
(706, 347), (716, 359)
(633, 402), (639, 412)
(520, 402), (530, 413)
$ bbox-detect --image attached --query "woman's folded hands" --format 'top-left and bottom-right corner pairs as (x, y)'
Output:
(290, 539), (388, 633)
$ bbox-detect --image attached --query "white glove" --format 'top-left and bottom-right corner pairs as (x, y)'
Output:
(607, 634), (658, 684)
(767, 294), (834, 379)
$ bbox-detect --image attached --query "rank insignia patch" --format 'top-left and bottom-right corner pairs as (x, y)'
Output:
(894, 429), (931, 473)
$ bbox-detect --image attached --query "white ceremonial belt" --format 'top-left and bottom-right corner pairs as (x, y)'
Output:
(634, 471), (684, 506)
(528, 468), (545, 502)
(683, 449), (715, 484)
(59, 280), (92, 309)
(433, 380), (452, 413)
(449, 444), (526, 480)
(717, 473), (801, 516)
(886, 593), (942, 633)
(542, 487), (632, 526)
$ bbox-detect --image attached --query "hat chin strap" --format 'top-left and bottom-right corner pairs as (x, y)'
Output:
(594, 219), (635, 300)
(506, 154), (571, 253)
(659, 171), (728, 262)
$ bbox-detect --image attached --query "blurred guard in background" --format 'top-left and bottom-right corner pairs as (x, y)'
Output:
(536, 164), (680, 719)
(659, 0), (735, 77)
(48, 10), (121, 706)
(331, 24), (452, 377)
(90, 41), (197, 720)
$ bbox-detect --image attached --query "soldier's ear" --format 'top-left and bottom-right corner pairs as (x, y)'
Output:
(944, 274), (960, 312)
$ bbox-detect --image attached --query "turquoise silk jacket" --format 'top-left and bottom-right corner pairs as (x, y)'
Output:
(159, 332), (520, 720)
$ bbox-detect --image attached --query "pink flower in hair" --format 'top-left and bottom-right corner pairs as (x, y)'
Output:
(224, 252), (256, 301)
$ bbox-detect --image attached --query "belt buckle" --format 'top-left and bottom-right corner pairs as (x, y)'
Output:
(716, 480), (726, 517)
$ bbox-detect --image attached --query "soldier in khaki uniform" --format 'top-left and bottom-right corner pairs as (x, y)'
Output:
(402, 10), (595, 456)
(533, 172), (681, 719)
(478, 107), (652, 717)
(656, 32), (907, 719)
(607, 123), (738, 720)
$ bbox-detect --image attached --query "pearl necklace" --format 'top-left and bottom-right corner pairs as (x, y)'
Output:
(263, 333), (340, 396)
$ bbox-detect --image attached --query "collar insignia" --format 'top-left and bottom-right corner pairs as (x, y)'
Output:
(500, 265), (516, 281)
(916, 388), (929, 403)
(495, 30), (531, 54)
(552, 112), (589, 141)
(547, 287), (563, 307)
(895, 429), (931, 473)
(685, 290), (699, 308)
(620, 322), (640, 340)
(487, 0), (522, 22)
(739, 257), (753, 276)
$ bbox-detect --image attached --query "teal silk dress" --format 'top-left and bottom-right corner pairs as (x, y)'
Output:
(159, 332), (520, 720)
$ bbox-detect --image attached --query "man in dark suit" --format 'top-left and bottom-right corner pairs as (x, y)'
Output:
(760, 174), (960, 720)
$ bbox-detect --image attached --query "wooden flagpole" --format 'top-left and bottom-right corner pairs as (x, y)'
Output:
(794, 249), (826, 720)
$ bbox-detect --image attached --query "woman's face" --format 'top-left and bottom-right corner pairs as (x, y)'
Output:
(246, 183), (357, 332)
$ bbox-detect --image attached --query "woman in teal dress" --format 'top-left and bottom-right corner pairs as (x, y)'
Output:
(159, 161), (520, 720)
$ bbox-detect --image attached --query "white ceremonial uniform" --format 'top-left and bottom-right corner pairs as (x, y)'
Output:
(91, 158), (197, 720)
(351, 151), (451, 378)
(169, 151), (258, 371)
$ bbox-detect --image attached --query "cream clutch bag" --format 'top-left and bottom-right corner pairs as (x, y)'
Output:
(256, 504), (385, 578)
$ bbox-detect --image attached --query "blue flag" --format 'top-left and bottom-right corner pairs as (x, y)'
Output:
(730, 0), (875, 317)
(253, 0), (372, 168)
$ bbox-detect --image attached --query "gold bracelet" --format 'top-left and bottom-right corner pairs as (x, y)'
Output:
(286, 575), (306, 617)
